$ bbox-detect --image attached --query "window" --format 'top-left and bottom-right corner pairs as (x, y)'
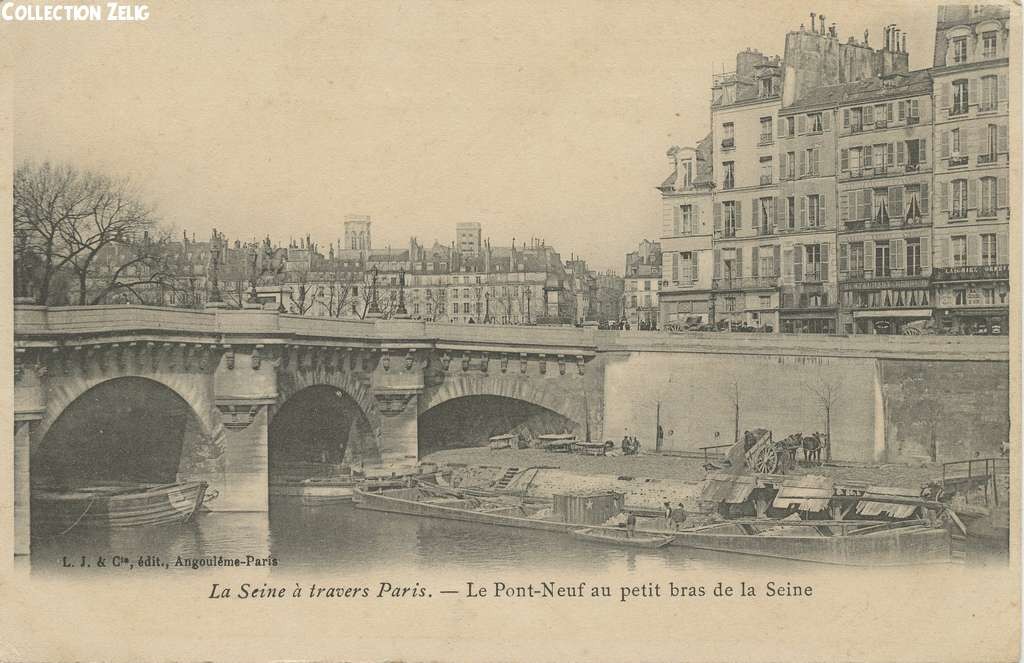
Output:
(951, 128), (961, 154)
(680, 160), (693, 187)
(809, 112), (823, 132)
(787, 197), (796, 230)
(759, 157), (773, 185)
(722, 123), (735, 148)
(952, 37), (968, 64)
(805, 244), (822, 281)
(785, 151), (795, 179)
(675, 204), (693, 234)
(758, 248), (773, 277)
(906, 239), (922, 276)
(982, 233), (997, 265)
(952, 79), (969, 115)
(786, 116), (795, 137)
(981, 75), (998, 111)
(849, 242), (865, 274)
(981, 177), (997, 216)
(807, 194), (823, 227)
(906, 139), (927, 169)
(982, 124), (999, 162)
(723, 162), (735, 189)
(760, 77), (774, 98)
(982, 288), (995, 305)
(875, 241), (891, 277)
(644, 280), (651, 291)
(756, 197), (772, 234)
(723, 201), (737, 237)
(723, 297), (736, 312)
(848, 146), (862, 173)
(954, 288), (968, 305)
(851, 107), (863, 132)
(983, 31), (997, 58)
(952, 236), (967, 267)
(951, 179), (968, 219)
(759, 295), (771, 309)
(462, 288), (470, 298)
(452, 303), (459, 314)
(760, 117), (773, 143)
(874, 104), (888, 126)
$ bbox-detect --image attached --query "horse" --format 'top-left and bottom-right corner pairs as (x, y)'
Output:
(801, 432), (826, 465)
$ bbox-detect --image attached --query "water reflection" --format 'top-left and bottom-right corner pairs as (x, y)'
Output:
(31, 498), (1005, 575)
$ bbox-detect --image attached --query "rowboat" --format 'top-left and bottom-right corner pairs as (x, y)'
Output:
(571, 527), (675, 549)
(31, 481), (208, 535)
(538, 433), (576, 452)
(299, 476), (360, 506)
(488, 434), (517, 450)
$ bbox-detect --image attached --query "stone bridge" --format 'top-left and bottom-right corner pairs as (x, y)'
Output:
(11, 304), (1009, 556)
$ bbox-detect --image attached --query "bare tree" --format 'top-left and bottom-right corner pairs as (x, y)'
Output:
(804, 375), (843, 463)
(727, 380), (742, 445)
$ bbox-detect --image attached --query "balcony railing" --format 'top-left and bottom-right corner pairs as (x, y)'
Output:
(721, 138), (735, 149)
(949, 155), (969, 167)
(950, 208), (968, 220)
(978, 153), (998, 165)
(979, 207), (999, 218)
(712, 275), (779, 290)
(932, 264), (1009, 282)
(754, 225), (774, 237)
(949, 106), (969, 118)
(841, 267), (928, 282)
(758, 134), (773, 145)
(906, 115), (921, 125)
(723, 177), (735, 190)
(759, 175), (773, 185)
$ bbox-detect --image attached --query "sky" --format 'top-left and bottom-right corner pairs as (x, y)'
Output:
(12, 0), (943, 272)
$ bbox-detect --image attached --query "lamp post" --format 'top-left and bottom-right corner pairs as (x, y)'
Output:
(277, 282), (287, 313)
(396, 267), (408, 316)
(368, 266), (381, 315)
(208, 230), (223, 304)
(484, 291), (490, 324)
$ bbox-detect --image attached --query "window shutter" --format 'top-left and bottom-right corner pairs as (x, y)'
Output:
(921, 183), (930, 213)
(938, 83), (948, 110)
(799, 196), (807, 228)
(920, 138), (927, 164)
(799, 150), (806, 176)
(672, 205), (681, 234)
(938, 182), (948, 212)
(672, 253), (679, 282)
(779, 152), (787, 179)
(969, 78), (979, 106)
(889, 186), (904, 219)
(968, 235), (981, 265)
(886, 143), (894, 166)
(997, 175), (1008, 208)
(822, 111), (831, 131)
(813, 147), (820, 174)
(713, 248), (721, 278)
(778, 117), (785, 138)
(898, 101), (906, 120)
(774, 196), (784, 231)
(773, 245), (780, 277)
(736, 200), (743, 228)
(938, 238), (949, 267)
(840, 148), (849, 171)
(892, 239), (905, 271)
(843, 109), (850, 128)
(692, 254), (699, 282)
(793, 243), (803, 282)
(998, 124), (1008, 153)
(840, 192), (849, 222)
(751, 246), (760, 276)
(735, 247), (743, 278)
(999, 73), (1008, 102)
(753, 198), (761, 230)
(821, 243), (829, 281)
(896, 141), (905, 166)
(865, 105), (874, 124)
(782, 248), (793, 283)
(864, 240), (874, 274)
(887, 103), (894, 122)
(713, 202), (722, 232)
(820, 193), (827, 226)
(798, 115), (806, 134)
(838, 242), (848, 274)
(996, 232), (1008, 265)
(861, 189), (873, 220)
(968, 178), (978, 209)
(941, 130), (950, 158)
(864, 145), (873, 168)
(921, 237), (930, 271)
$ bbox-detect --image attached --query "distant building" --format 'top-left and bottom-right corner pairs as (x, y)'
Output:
(456, 222), (482, 256)
(344, 214), (372, 251)
(624, 240), (662, 328)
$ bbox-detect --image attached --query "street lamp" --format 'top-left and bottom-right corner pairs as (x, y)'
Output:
(368, 266), (381, 315)
(484, 291), (490, 324)
(208, 231), (223, 304)
(396, 267), (408, 316)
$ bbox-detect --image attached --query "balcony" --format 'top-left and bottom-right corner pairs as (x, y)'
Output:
(801, 268), (825, 283)
(723, 177), (735, 190)
(754, 225), (774, 237)
(712, 275), (779, 290)
(932, 264), (1009, 282)
(841, 268), (927, 282)
(949, 155), (969, 167)
(759, 175), (773, 186)
(950, 208), (968, 221)
(758, 134), (773, 146)
(875, 120), (888, 129)
(948, 106), (969, 118)
(721, 138), (735, 149)
(850, 124), (864, 134)
(906, 115), (921, 125)
(780, 284), (837, 310)
(904, 163), (921, 173)
(978, 153), (998, 165)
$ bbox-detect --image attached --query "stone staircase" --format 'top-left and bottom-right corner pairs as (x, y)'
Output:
(494, 467), (520, 490)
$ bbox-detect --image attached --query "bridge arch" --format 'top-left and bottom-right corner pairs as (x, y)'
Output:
(32, 376), (220, 487)
(418, 375), (586, 455)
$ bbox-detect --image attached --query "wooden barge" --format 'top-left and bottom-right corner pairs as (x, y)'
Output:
(32, 481), (208, 535)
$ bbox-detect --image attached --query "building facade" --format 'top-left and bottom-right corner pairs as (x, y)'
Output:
(624, 240), (662, 328)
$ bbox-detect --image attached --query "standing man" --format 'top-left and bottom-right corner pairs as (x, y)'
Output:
(626, 511), (637, 539)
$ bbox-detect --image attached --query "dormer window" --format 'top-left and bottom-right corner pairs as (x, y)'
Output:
(983, 31), (998, 58)
(680, 160), (693, 187)
(760, 77), (774, 98)
(952, 37), (968, 64)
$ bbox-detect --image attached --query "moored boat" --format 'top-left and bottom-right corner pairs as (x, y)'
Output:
(572, 527), (675, 549)
(299, 476), (360, 506)
(31, 481), (208, 535)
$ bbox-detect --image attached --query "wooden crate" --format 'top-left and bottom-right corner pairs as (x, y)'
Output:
(553, 491), (625, 525)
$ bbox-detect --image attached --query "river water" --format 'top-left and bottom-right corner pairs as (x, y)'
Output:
(29, 497), (828, 575)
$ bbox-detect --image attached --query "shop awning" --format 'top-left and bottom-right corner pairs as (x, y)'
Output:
(772, 475), (833, 512)
(852, 309), (932, 319)
(855, 486), (920, 519)
(701, 473), (756, 504)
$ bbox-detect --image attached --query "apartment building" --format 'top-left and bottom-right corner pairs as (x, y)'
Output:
(625, 240), (662, 328)
(835, 69), (936, 335)
(711, 50), (784, 330)
(930, 4), (1011, 334)
(658, 135), (715, 327)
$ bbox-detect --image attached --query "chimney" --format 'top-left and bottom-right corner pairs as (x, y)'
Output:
(901, 33), (907, 54)
(810, 12), (816, 33)
(883, 25), (890, 50)
(819, 14), (825, 35)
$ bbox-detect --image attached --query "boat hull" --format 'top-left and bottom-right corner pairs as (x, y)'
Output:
(31, 481), (208, 534)
(572, 528), (674, 548)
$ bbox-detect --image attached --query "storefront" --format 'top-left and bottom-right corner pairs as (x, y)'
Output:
(780, 311), (837, 334)
(932, 266), (1009, 335)
(660, 292), (711, 329)
(852, 309), (933, 335)
(839, 278), (932, 335)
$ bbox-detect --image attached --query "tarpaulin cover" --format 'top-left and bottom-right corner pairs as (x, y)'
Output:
(701, 473), (756, 504)
(855, 485), (920, 519)
(772, 475), (834, 512)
